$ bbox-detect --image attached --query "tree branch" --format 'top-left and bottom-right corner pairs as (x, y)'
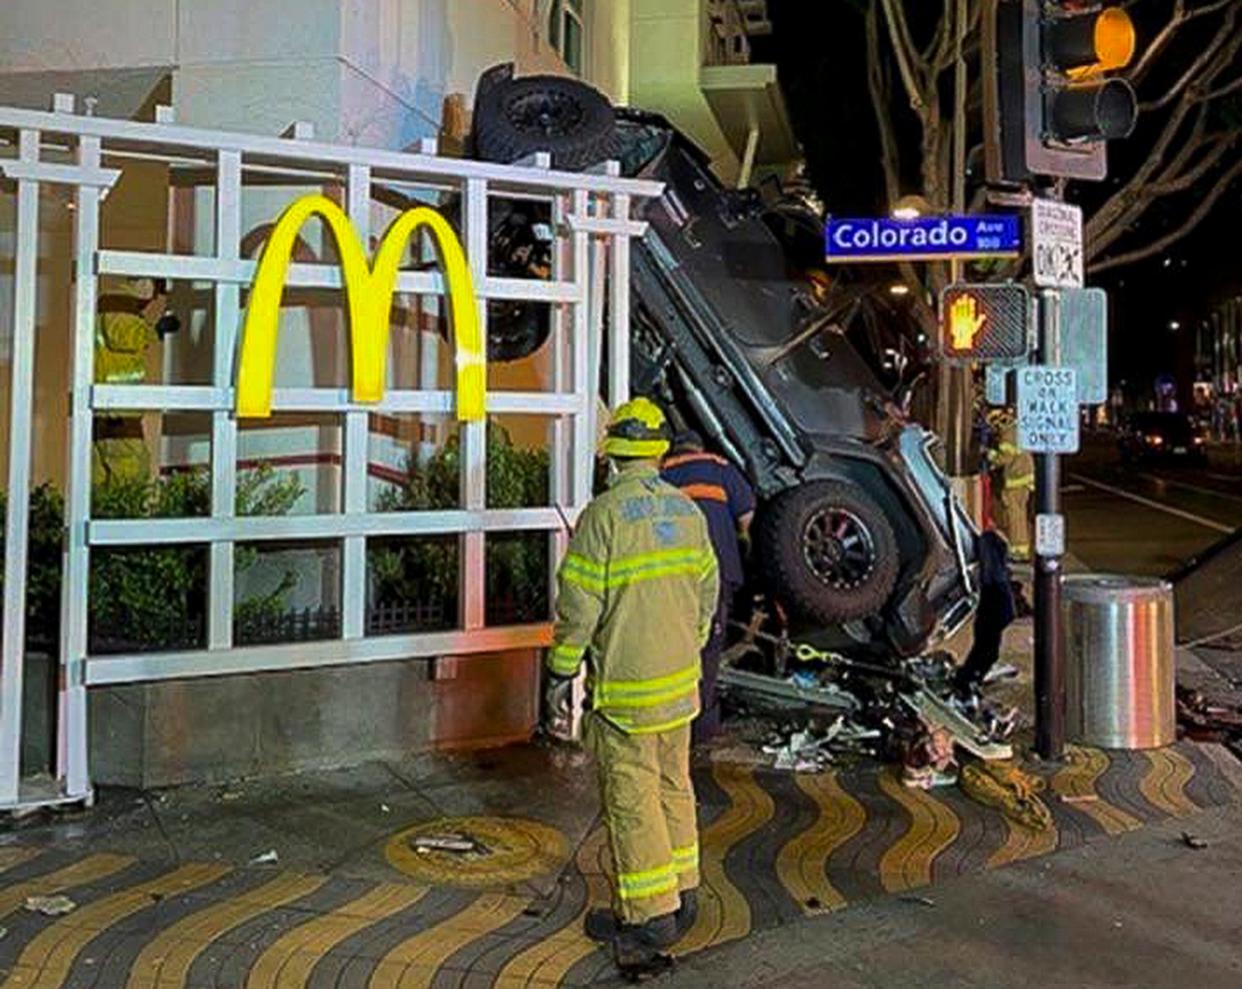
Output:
(1090, 155), (1242, 273)
(1148, 131), (1241, 195)
(879, 0), (927, 109)
(1140, 5), (1240, 111)
(865, 2), (903, 205)
(1198, 74), (1242, 101)
(1130, 0), (1237, 86)
(1084, 99), (1205, 256)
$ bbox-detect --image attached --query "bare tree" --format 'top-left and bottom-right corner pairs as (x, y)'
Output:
(859, 0), (1242, 309)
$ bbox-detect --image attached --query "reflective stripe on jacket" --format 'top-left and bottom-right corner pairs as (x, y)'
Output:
(549, 462), (719, 734)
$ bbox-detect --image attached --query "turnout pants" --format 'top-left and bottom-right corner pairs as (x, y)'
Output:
(997, 487), (1032, 559)
(586, 713), (700, 924)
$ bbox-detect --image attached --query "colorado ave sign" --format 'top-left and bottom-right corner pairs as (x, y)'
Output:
(825, 214), (1021, 262)
(1017, 366), (1079, 454)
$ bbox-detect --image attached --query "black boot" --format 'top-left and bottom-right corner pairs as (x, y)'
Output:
(584, 907), (618, 943)
(673, 888), (698, 937)
(612, 915), (678, 982)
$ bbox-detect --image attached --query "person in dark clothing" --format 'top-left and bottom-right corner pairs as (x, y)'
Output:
(661, 431), (756, 744)
(954, 528), (1018, 695)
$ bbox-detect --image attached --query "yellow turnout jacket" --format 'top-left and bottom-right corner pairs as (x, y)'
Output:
(549, 462), (719, 734)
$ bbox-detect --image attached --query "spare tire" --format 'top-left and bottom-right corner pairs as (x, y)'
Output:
(473, 74), (619, 171)
(755, 481), (900, 626)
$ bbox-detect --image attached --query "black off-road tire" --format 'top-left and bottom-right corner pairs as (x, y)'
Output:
(755, 481), (900, 626)
(473, 74), (619, 171)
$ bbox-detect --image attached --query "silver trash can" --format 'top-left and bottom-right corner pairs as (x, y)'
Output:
(1063, 575), (1176, 749)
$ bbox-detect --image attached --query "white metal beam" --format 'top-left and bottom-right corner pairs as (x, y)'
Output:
(90, 508), (566, 546)
(0, 104), (664, 199)
(84, 623), (555, 686)
(96, 250), (583, 303)
(91, 385), (586, 416)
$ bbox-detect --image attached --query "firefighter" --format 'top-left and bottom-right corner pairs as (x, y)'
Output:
(92, 278), (178, 485)
(987, 408), (1034, 561)
(661, 430), (755, 745)
(545, 397), (719, 976)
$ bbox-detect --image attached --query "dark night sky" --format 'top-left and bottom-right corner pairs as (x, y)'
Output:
(754, 0), (1242, 395)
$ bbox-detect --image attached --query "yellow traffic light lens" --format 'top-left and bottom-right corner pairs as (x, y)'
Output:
(1094, 8), (1136, 71)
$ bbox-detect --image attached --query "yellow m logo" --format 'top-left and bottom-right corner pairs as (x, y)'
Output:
(235, 193), (485, 421)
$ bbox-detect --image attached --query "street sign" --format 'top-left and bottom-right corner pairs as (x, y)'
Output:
(1035, 513), (1066, 557)
(1031, 200), (1084, 288)
(1017, 365), (1079, 453)
(825, 214), (1021, 262)
(939, 283), (1030, 364)
(1061, 287), (1108, 404)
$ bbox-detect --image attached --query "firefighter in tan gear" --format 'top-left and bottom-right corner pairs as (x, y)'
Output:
(545, 397), (718, 975)
(92, 278), (177, 485)
(988, 409), (1034, 561)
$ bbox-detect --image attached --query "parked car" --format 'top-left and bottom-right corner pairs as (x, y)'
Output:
(466, 65), (977, 656)
(1118, 412), (1208, 465)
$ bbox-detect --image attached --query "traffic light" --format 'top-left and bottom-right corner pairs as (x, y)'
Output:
(984, 0), (1139, 183)
(939, 284), (1031, 365)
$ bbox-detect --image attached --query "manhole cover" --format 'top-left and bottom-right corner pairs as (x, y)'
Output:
(384, 816), (569, 887)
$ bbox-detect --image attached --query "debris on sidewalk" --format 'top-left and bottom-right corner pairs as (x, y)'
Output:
(719, 623), (1018, 772)
(24, 895), (76, 916)
(983, 663), (1021, 684)
(1177, 685), (1242, 741)
(411, 832), (492, 857)
(959, 761), (1053, 832)
(900, 727), (959, 789)
(248, 849), (279, 865)
(1180, 831), (1208, 850)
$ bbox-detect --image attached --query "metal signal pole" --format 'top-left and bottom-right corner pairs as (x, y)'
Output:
(1033, 285), (1066, 760)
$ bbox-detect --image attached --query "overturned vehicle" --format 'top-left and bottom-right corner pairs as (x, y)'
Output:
(467, 65), (977, 657)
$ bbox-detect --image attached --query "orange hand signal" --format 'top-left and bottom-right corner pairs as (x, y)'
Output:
(949, 294), (987, 350)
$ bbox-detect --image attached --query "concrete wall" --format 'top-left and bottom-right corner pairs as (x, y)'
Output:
(90, 649), (541, 787)
(629, 0), (738, 181)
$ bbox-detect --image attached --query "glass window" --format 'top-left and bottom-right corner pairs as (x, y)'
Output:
(548, 0), (587, 76)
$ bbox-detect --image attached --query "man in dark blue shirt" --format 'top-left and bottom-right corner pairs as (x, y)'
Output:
(662, 431), (756, 743)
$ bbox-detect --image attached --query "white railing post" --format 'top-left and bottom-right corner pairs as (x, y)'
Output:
(460, 178), (489, 630)
(209, 150), (242, 651)
(0, 130), (41, 806)
(342, 164), (372, 641)
(58, 134), (110, 802)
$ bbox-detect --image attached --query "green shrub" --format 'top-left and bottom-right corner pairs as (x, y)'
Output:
(1, 465), (306, 653)
(0, 484), (66, 648)
(370, 423), (551, 624)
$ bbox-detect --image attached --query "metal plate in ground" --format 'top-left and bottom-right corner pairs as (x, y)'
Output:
(385, 815), (570, 887)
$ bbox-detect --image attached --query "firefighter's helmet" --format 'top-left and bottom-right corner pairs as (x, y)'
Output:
(601, 397), (672, 459)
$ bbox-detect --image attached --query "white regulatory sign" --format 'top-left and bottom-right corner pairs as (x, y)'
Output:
(1031, 200), (1084, 289)
(1035, 513), (1066, 558)
(1017, 365), (1079, 453)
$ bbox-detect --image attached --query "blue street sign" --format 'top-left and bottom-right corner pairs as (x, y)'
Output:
(824, 214), (1022, 262)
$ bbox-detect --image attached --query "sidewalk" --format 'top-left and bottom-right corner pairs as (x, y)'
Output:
(2, 719), (1237, 988)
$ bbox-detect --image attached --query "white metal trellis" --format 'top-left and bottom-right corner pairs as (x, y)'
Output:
(0, 97), (660, 811)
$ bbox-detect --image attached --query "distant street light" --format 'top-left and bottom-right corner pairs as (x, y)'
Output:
(891, 194), (933, 220)
(1169, 320), (1180, 331)
(889, 283), (911, 296)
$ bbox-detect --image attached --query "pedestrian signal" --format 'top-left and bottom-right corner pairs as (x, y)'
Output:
(939, 284), (1031, 365)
